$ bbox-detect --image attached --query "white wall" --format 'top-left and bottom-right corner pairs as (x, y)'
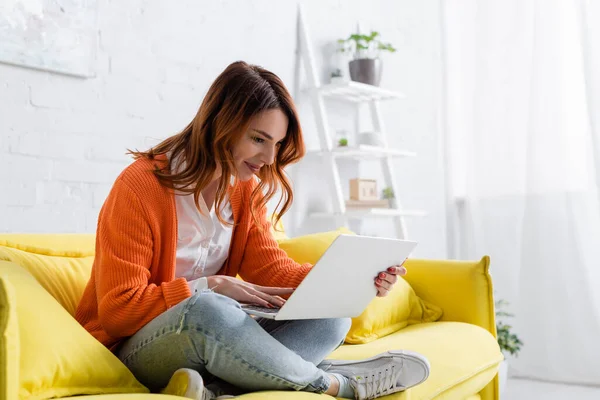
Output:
(0, 0), (446, 258)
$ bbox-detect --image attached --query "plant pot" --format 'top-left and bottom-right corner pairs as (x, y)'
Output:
(358, 131), (384, 147)
(330, 76), (346, 84)
(349, 58), (382, 86)
(498, 360), (508, 398)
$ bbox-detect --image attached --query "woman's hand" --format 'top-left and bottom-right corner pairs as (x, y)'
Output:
(374, 263), (407, 297)
(206, 275), (294, 308)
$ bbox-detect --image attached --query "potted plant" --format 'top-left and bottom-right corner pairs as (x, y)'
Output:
(381, 186), (394, 207)
(337, 31), (396, 86)
(335, 130), (349, 147)
(330, 68), (345, 84)
(495, 299), (523, 397)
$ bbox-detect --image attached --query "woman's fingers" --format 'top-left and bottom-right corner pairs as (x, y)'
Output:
(376, 285), (389, 297)
(246, 286), (286, 307)
(271, 295), (287, 305)
(375, 276), (393, 291)
(211, 277), (289, 307)
(251, 284), (295, 296)
(377, 271), (398, 285)
(243, 292), (272, 308)
(387, 264), (407, 276)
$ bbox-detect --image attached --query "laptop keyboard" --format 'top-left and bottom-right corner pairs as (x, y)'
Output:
(240, 304), (280, 315)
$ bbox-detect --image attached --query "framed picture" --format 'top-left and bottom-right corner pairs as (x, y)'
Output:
(0, 0), (98, 78)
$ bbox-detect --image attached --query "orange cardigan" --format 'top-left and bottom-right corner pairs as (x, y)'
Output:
(75, 155), (312, 350)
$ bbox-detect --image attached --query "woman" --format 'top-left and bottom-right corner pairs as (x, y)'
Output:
(75, 61), (429, 400)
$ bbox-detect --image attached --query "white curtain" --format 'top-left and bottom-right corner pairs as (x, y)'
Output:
(442, 0), (600, 384)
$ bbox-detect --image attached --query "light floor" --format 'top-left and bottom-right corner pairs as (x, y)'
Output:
(504, 378), (600, 399)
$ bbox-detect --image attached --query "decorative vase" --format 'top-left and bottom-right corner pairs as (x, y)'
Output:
(349, 58), (382, 86)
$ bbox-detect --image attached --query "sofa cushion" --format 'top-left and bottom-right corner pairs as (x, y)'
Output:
(270, 218), (289, 241)
(0, 277), (19, 400)
(276, 227), (354, 264)
(65, 395), (192, 399)
(0, 234), (96, 257)
(0, 245), (93, 317)
(71, 390), (484, 400)
(277, 228), (443, 344)
(0, 261), (148, 399)
(328, 322), (503, 399)
(345, 276), (443, 344)
(74, 394), (334, 399)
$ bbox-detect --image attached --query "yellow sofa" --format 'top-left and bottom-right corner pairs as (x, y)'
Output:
(0, 233), (502, 400)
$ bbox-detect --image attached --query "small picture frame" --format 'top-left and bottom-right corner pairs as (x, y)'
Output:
(349, 179), (378, 201)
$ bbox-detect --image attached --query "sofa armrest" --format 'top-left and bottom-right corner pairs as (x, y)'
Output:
(404, 256), (499, 400)
(403, 256), (496, 337)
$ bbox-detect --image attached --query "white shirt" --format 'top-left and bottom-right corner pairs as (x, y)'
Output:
(176, 192), (234, 270)
(171, 155), (234, 294)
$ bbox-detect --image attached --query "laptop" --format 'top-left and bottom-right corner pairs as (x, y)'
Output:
(240, 234), (417, 320)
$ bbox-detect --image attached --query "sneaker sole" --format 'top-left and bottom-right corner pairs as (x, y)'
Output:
(162, 368), (205, 399)
(323, 350), (431, 388)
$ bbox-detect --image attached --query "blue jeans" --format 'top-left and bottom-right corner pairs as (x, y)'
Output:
(117, 291), (352, 394)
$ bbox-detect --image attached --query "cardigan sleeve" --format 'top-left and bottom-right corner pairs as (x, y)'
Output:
(238, 199), (312, 288)
(94, 178), (190, 337)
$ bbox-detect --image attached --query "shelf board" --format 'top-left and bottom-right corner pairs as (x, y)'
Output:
(317, 81), (405, 103)
(310, 208), (427, 219)
(314, 145), (417, 159)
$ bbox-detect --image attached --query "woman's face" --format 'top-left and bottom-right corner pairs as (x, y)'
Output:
(232, 108), (288, 181)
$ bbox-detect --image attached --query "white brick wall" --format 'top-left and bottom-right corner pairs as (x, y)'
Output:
(0, 0), (447, 257)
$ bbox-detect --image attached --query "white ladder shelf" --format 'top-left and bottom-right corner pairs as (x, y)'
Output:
(296, 6), (426, 239)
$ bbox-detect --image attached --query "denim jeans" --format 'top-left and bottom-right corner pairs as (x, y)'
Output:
(117, 291), (352, 394)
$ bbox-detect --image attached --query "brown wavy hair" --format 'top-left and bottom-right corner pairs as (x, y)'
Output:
(128, 61), (305, 228)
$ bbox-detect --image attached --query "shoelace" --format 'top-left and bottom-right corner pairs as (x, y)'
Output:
(208, 392), (235, 400)
(202, 388), (216, 400)
(353, 365), (402, 400)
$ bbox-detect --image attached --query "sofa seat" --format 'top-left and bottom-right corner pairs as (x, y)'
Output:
(328, 322), (502, 399)
(67, 322), (499, 400)
(70, 393), (483, 400)
(68, 394), (483, 400)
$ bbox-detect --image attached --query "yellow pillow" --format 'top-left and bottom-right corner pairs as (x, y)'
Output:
(276, 227), (354, 264)
(269, 217), (289, 241)
(0, 234), (96, 257)
(344, 276), (443, 344)
(0, 261), (148, 399)
(277, 228), (443, 344)
(0, 276), (19, 400)
(0, 246), (93, 317)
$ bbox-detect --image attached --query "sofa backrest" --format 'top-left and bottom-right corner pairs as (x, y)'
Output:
(0, 234), (96, 316)
(0, 220), (288, 317)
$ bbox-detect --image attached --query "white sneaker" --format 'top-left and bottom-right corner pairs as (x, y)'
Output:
(161, 368), (217, 400)
(320, 350), (430, 400)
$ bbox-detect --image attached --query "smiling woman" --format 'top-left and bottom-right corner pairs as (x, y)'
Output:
(127, 61), (305, 229)
(232, 109), (289, 183)
(73, 60), (428, 400)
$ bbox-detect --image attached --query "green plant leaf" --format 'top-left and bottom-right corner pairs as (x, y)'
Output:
(381, 187), (395, 199)
(377, 42), (397, 52)
(496, 313), (514, 318)
(495, 298), (523, 356)
(339, 31), (395, 57)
